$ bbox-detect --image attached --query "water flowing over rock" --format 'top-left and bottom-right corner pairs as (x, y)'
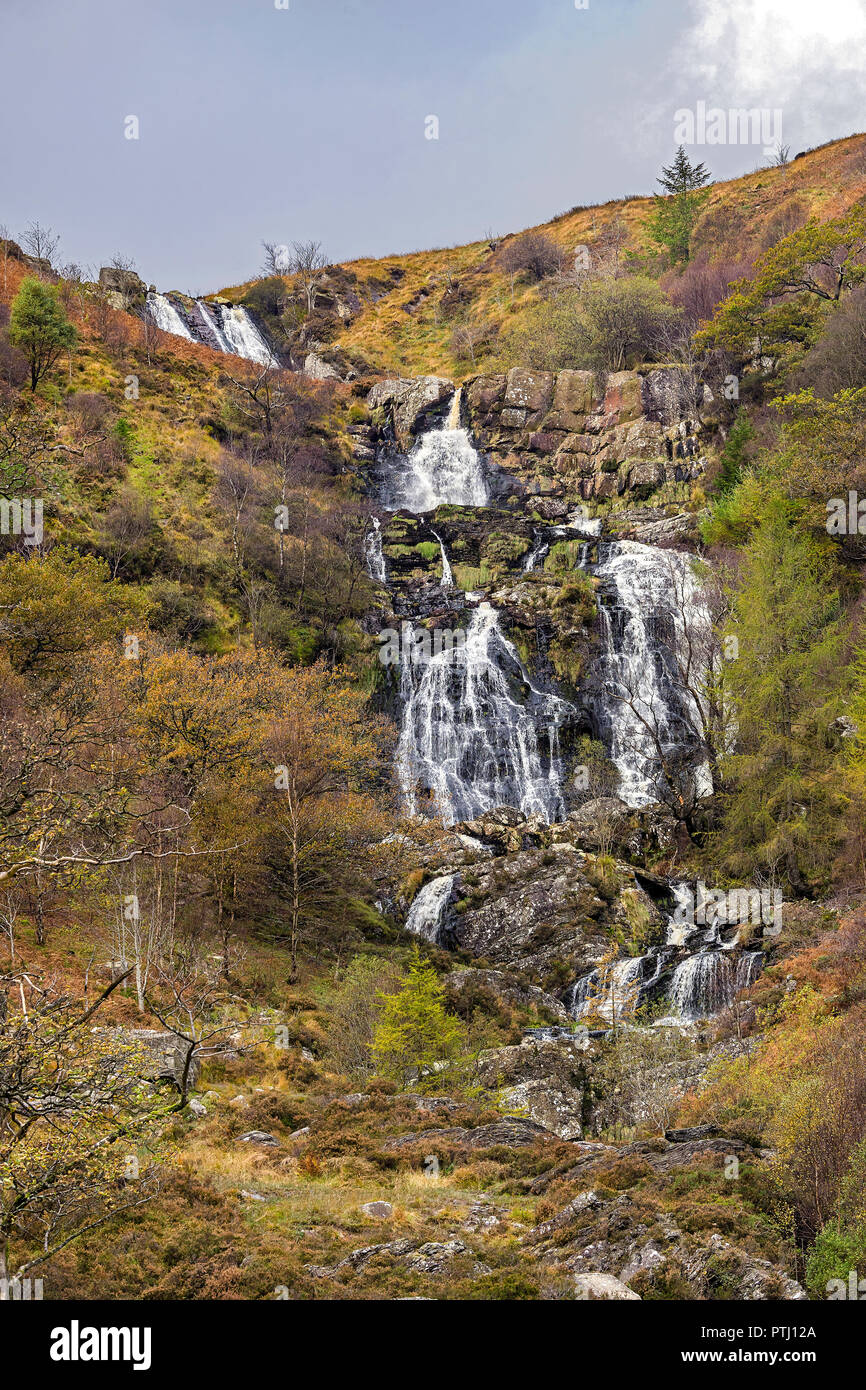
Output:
(145, 291), (274, 363)
(376, 420), (489, 513)
(214, 303), (273, 364)
(593, 540), (712, 807)
(364, 517), (387, 582)
(370, 381), (760, 1024)
(431, 531), (453, 587)
(405, 874), (457, 944)
(667, 950), (763, 1021)
(397, 603), (571, 824)
(146, 292), (194, 340)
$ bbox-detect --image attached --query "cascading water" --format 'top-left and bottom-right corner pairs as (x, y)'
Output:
(405, 874), (456, 944)
(378, 386), (761, 1022)
(431, 531), (453, 588)
(196, 300), (233, 353)
(566, 955), (651, 1022)
(215, 304), (274, 364)
(376, 392), (489, 513)
(397, 602), (571, 824)
(523, 532), (550, 572)
(146, 292), (194, 340)
(594, 540), (712, 807)
(667, 950), (763, 1021)
(364, 517), (387, 583)
(145, 291), (274, 363)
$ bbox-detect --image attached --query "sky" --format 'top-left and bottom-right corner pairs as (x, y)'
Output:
(0, 0), (864, 293)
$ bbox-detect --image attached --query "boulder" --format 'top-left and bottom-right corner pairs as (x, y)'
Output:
(98, 266), (147, 310)
(361, 1201), (394, 1220)
(574, 1272), (641, 1300)
(603, 372), (643, 424)
(235, 1131), (280, 1147)
(303, 351), (342, 380)
(122, 1029), (199, 1091)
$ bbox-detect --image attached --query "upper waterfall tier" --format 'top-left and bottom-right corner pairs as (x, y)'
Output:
(375, 421), (489, 512)
(145, 292), (274, 364)
(397, 602), (572, 824)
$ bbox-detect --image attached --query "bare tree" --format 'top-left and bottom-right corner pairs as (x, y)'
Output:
(0, 968), (167, 1289)
(19, 222), (60, 273)
(146, 941), (240, 1105)
(497, 231), (563, 299)
(291, 240), (328, 314)
(450, 319), (494, 366)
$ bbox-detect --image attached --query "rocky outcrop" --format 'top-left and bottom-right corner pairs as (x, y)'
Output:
(476, 1033), (593, 1139)
(119, 1028), (200, 1090)
(461, 366), (708, 504)
(98, 266), (147, 310)
(367, 376), (454, 451)
(526, 1137), (807, 1300)
(446, 967), (570, 1024)
(385, 1116), (555, 1150)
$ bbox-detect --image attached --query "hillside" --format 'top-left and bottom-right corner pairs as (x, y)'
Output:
(219, 132), (866, 380)
(2, 128), (866, 1311)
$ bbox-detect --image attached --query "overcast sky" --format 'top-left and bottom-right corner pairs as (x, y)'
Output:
(1, 0), (864, 293)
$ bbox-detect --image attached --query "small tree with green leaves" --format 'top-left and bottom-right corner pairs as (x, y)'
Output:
(370, 944), (465, 1090)
(650, 147), (711, 264)
(9, 278), (76, 391)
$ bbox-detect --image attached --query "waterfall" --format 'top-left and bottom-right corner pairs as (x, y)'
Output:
(405, 874), (456, 944)
(523, 532), (550, 572)
(447, 387), (462, 430)
(666, 881), (698, 947)
(215, 304), (274, 365)
(196, 300), (233, 353)
(376, 416), (489, 512)
(667, 950), (763, 1020)
(396, 602), (571, 824)
(431, 531), (453, 587)
(364, 517), (387, 582)
(566, 955), (650, 1023)
(145, 291), (274, 363)
(594, 540), (712, 807)
(146, 292), (194, 340)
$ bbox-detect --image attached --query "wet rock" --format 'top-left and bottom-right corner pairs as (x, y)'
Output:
(235, 1131), (280, 1147)
(367, 376), (454, 450)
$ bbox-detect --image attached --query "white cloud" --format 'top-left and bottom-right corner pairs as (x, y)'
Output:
(677, 0), (866, 134)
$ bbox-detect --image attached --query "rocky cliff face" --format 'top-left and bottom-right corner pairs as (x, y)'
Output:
(461, 366), (709, 503)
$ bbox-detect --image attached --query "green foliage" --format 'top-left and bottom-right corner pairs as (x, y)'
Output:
(715, 506), (847, 886)
(716, 409), (755, 494)
(503, 275), (677, 373)
(805, 1221), (866, 1297)
(0, 547), (145, 680)
(370, 944), (465, 1089)
(649, 147), (712, 264)
(698, 208), (866, 359)
(9, 277), (76, 390)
